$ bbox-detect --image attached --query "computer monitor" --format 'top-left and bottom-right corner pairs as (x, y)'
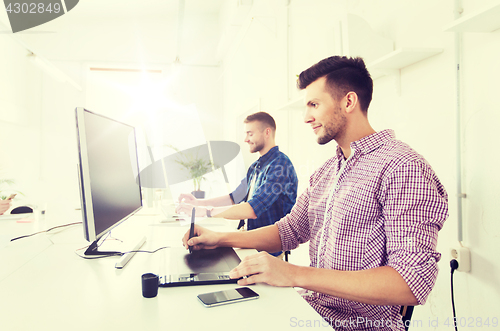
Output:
(75, 107), (143, 256)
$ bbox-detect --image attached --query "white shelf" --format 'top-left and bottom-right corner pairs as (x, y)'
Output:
(368, 48), (443, 79)
(276, 95), (305, 111)
(443, 2), (500, 33)
(368, 48), (443, 70)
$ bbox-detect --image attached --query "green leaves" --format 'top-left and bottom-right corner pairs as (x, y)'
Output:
(166, 144), (212, 191)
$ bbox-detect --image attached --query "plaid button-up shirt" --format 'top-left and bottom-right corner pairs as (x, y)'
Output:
(277, 130), (449, 330)
(230, 146), (298, 255)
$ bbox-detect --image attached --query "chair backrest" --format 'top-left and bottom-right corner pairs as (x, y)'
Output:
(400, 305), (414, 331)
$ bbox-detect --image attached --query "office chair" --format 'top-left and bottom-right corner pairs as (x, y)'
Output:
(400, 305), (414, 331)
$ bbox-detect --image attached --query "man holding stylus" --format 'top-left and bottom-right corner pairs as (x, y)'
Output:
(182, 56), (448, 330)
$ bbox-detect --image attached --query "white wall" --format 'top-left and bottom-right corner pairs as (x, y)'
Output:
(459, 2), (500, 322)
(220, 0), (500, 328)
(0, 35), (43, 208)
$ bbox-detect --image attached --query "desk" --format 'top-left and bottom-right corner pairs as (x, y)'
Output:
(0, 209), (325, 331)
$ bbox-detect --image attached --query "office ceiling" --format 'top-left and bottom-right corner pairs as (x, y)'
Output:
(58, 0), (224, 19)
(1, 0), (226, 65)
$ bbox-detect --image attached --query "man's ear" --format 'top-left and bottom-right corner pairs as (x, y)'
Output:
(344, 92), (359, 113)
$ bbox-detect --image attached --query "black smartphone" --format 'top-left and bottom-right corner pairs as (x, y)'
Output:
(197, 287), (259, 307)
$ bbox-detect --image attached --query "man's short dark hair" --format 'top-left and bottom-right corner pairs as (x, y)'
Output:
(244, 111), (276, 133)
(297, 56), (373, 112)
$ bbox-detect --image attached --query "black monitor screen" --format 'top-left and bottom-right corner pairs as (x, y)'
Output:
(76, 108), (142, 242)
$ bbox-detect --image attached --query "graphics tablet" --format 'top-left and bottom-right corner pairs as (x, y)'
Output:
(159, 246), (241, 287)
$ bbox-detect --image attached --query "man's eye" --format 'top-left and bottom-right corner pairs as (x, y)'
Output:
(312, 103), (318, 108)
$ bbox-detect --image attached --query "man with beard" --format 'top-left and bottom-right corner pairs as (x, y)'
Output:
(177, 111), (298, 257)
(181, 56), (449, 330)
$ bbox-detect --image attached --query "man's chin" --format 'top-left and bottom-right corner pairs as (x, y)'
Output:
(317, 135), (333, 145)
(249, 145), (261, 153)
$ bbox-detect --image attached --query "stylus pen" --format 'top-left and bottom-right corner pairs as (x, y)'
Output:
(188, 208), (195, 253)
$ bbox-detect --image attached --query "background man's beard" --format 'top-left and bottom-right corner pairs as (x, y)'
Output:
(251, 141), (265, 152)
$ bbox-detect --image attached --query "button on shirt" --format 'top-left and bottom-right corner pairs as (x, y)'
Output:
(276, 130), (449, 331)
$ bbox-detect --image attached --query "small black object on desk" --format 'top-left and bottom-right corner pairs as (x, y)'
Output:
(142, 273), (159, 298)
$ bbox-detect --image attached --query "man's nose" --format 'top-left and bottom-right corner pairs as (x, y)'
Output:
(304, 107), (313, 123)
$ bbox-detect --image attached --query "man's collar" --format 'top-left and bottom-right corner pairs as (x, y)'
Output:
(256, 145), (279, 166)
(335, 129), (395, 159)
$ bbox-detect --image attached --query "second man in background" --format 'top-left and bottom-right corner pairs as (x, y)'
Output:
(176, 111), (298, 257)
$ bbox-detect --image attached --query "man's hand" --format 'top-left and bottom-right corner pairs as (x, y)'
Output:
(0, 199), (12, 215)
(182, 225), (220, 251)
(175, 203), (208, 217)
(229, 251), (298, 287)
(178, 193), (199, 205)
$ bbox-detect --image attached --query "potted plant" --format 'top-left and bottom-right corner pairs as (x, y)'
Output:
(167, 145), (212, 199)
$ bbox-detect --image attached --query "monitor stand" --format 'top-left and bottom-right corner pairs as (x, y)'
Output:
(84, 235), (146, 265)
(84, 240), (121, 256)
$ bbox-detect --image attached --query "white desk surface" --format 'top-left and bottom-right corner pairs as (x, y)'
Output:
(0, 209), (325, 331)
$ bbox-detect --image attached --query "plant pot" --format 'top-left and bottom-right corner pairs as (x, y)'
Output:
(191, 191), (205, 199)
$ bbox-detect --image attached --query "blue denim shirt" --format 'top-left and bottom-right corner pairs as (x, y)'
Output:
(230, 146), (298, 255)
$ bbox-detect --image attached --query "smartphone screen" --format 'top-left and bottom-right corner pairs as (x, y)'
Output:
(197, 287), (259, 307)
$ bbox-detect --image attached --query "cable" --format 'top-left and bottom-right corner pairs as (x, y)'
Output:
(74, 231), (119, 252)
(11, 222), (169, 259)
(122, 247), (170, 255)
(10, 222), (82, 242)
(75, 246), (170, 259)
(450, 259), (459, 331)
